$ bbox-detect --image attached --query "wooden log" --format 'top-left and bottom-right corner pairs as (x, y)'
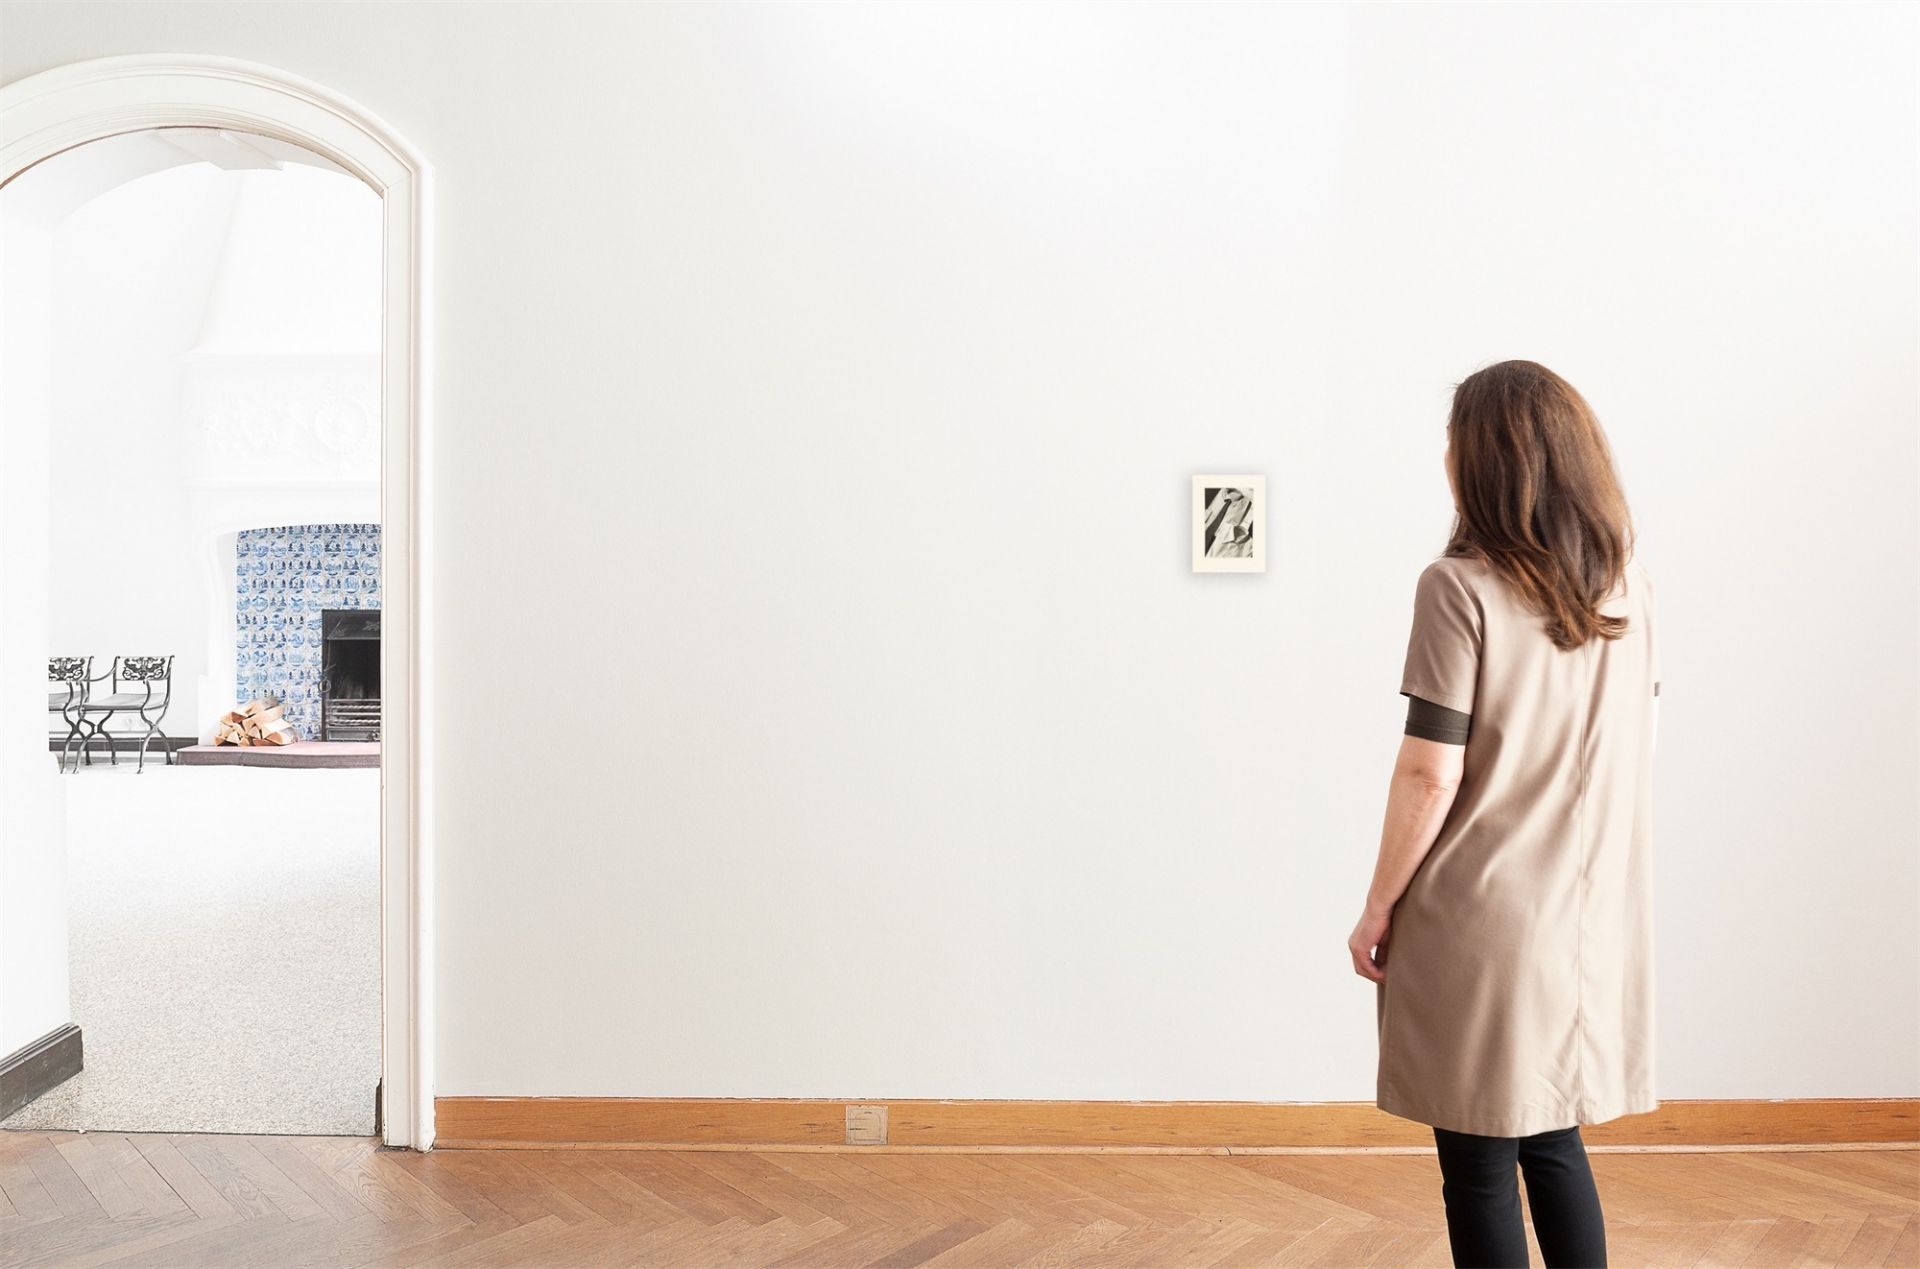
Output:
(215, 698), (290, 745)
(256, 720), (297, 746)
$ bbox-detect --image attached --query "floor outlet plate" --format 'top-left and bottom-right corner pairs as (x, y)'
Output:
(845, 1104), (888, 1145)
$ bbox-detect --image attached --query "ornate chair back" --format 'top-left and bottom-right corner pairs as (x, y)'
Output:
(114, 656), (173, 697)
(49, 656), (91, 713)
(49, 656), (90, 688)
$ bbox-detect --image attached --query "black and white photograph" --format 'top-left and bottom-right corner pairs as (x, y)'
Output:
(1192, 474), (1266, 572)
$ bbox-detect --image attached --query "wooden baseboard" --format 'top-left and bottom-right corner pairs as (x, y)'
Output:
(433, 1096), (1918, 1151)
(0, 1024), (82, 1121)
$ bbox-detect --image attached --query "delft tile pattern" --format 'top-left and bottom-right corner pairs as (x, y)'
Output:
(236, 524), (381, 740)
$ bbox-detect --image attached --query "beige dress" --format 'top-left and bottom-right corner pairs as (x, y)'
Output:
(1375, 551), (1660, 1137)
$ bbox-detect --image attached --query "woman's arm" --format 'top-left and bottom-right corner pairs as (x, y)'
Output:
(1348, 734), (1466, 983)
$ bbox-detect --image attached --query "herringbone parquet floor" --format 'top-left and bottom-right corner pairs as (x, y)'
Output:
(0, 1130), (1914, 1267)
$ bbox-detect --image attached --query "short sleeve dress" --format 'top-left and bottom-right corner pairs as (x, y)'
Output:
(1375, 551), (1661, 1138)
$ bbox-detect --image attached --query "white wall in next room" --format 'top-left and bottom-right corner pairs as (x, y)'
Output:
(45, 161), (381, 741)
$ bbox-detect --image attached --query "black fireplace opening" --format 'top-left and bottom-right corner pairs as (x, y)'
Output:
(321, 608), (381, 741)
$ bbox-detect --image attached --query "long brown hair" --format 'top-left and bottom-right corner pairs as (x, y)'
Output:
(1443, 360), (1634, 651)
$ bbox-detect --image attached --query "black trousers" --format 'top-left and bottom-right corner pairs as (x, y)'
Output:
(1431, 1124), (1608, 1268)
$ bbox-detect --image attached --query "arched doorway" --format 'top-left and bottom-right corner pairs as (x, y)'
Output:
(0, 56), (434, 1148)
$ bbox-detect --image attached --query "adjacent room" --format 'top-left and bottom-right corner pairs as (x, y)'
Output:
(1, 133), (383, 1137)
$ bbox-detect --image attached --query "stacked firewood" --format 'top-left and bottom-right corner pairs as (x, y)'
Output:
(213, 698), (298, 746)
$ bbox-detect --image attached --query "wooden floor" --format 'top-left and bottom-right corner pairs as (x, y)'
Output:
(0, 1132), (1914, 1267)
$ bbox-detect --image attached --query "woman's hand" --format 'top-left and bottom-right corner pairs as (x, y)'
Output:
(1349, 903), (1393, 983)
(1354, 736), (1463, 985)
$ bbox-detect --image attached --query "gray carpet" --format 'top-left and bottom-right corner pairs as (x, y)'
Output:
(1, 764), (380, 1136)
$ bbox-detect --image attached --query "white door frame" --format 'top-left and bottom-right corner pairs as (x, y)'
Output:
(0, 55), (436, 1149)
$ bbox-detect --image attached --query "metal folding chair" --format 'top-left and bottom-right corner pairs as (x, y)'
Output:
(49, 656), (92, 773)
(66, 655), (175, 774)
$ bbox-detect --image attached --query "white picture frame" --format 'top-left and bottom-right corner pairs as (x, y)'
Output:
(1191, 474), (1266, 573)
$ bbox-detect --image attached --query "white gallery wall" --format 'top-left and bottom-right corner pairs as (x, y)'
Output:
(1, 2), (1914, 1104)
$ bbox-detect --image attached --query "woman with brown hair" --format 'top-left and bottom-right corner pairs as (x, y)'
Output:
(1348, 360), (1659, 1267)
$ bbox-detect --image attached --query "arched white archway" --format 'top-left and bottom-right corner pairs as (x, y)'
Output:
(1, 55), (435, 1149)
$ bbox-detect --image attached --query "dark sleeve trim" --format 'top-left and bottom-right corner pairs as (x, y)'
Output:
(1404, 692), (1470, 744)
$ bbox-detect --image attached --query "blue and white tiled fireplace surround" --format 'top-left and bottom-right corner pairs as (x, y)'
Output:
(235, 524), (381, 741)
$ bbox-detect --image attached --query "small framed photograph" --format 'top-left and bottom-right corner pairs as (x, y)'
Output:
(1191, 474), (1266, 573)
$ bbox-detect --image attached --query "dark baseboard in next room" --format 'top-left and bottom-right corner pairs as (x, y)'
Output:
(47, 736), (195, 755)
(0, 1024), (83, 1121)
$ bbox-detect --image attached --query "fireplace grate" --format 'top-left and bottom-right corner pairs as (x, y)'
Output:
(320, 607), (381, 742)
(325, 699), (381, 742)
